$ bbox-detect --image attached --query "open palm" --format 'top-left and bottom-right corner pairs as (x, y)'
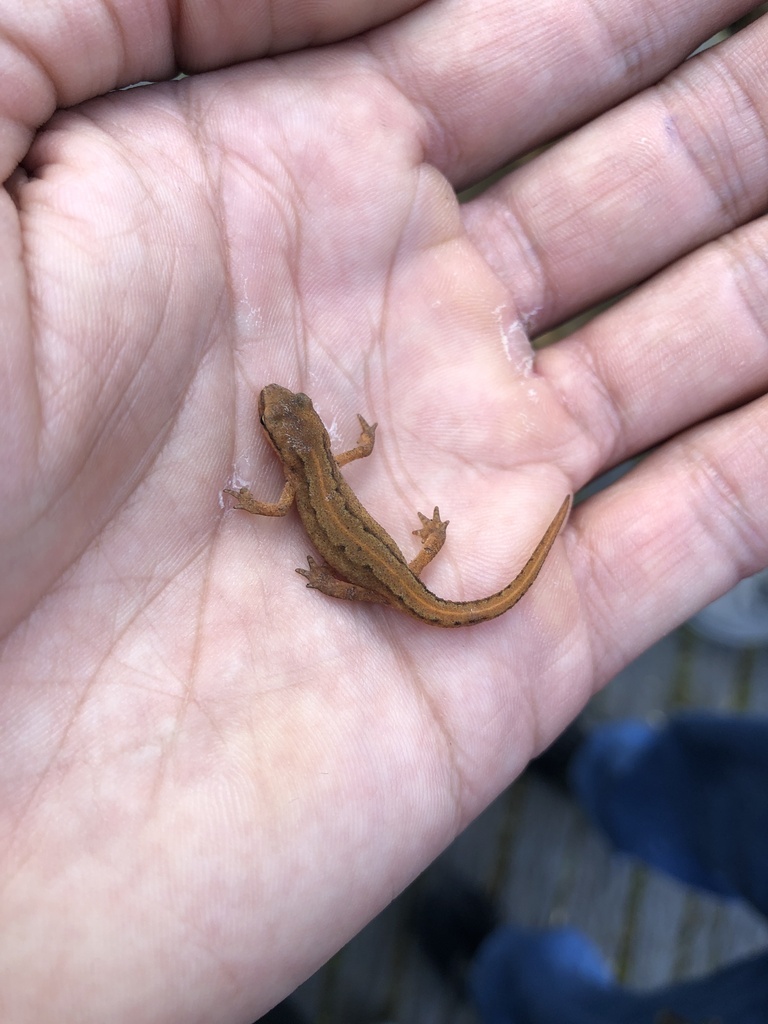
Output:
(2, 1), (767, 1020)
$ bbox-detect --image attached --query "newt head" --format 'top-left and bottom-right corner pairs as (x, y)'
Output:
(258, 384), (325, 461)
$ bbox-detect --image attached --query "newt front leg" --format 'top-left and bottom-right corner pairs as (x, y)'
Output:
(224, 479), (295, 517)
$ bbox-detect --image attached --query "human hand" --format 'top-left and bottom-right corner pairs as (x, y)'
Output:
(2, 0), (767, 1020)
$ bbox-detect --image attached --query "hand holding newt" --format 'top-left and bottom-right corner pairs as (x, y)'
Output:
(226, 385), (570, 626)
(3, 0), (768, 1021)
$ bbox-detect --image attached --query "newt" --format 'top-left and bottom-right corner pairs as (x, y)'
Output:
(225, 384), (570, 627)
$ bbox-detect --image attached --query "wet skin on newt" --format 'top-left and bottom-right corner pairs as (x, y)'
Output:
(225, 385), (571, 627)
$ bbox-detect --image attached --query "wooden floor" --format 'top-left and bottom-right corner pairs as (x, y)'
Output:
(285, 625), (768, 1024)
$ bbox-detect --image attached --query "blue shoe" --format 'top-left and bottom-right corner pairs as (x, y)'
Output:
(468, 926), (616, 1024)
(469, 925), (768, 1024)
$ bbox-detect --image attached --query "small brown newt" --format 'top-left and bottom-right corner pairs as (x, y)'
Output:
(225, 384), (570, 627)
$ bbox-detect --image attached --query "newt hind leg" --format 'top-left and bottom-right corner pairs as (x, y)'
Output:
(296, 556), (384, 604)
(409, 507), (449, 576)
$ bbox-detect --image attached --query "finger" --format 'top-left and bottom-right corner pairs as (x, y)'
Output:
(373, 0), (759, 187)
(571, 393), (768, 679)
(536, 211), (768, 479)
(461, 15), (768, 330)
(0, 0), (424, 177)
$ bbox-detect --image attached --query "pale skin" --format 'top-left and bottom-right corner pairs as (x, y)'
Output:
(1, 1), (768, 1021)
